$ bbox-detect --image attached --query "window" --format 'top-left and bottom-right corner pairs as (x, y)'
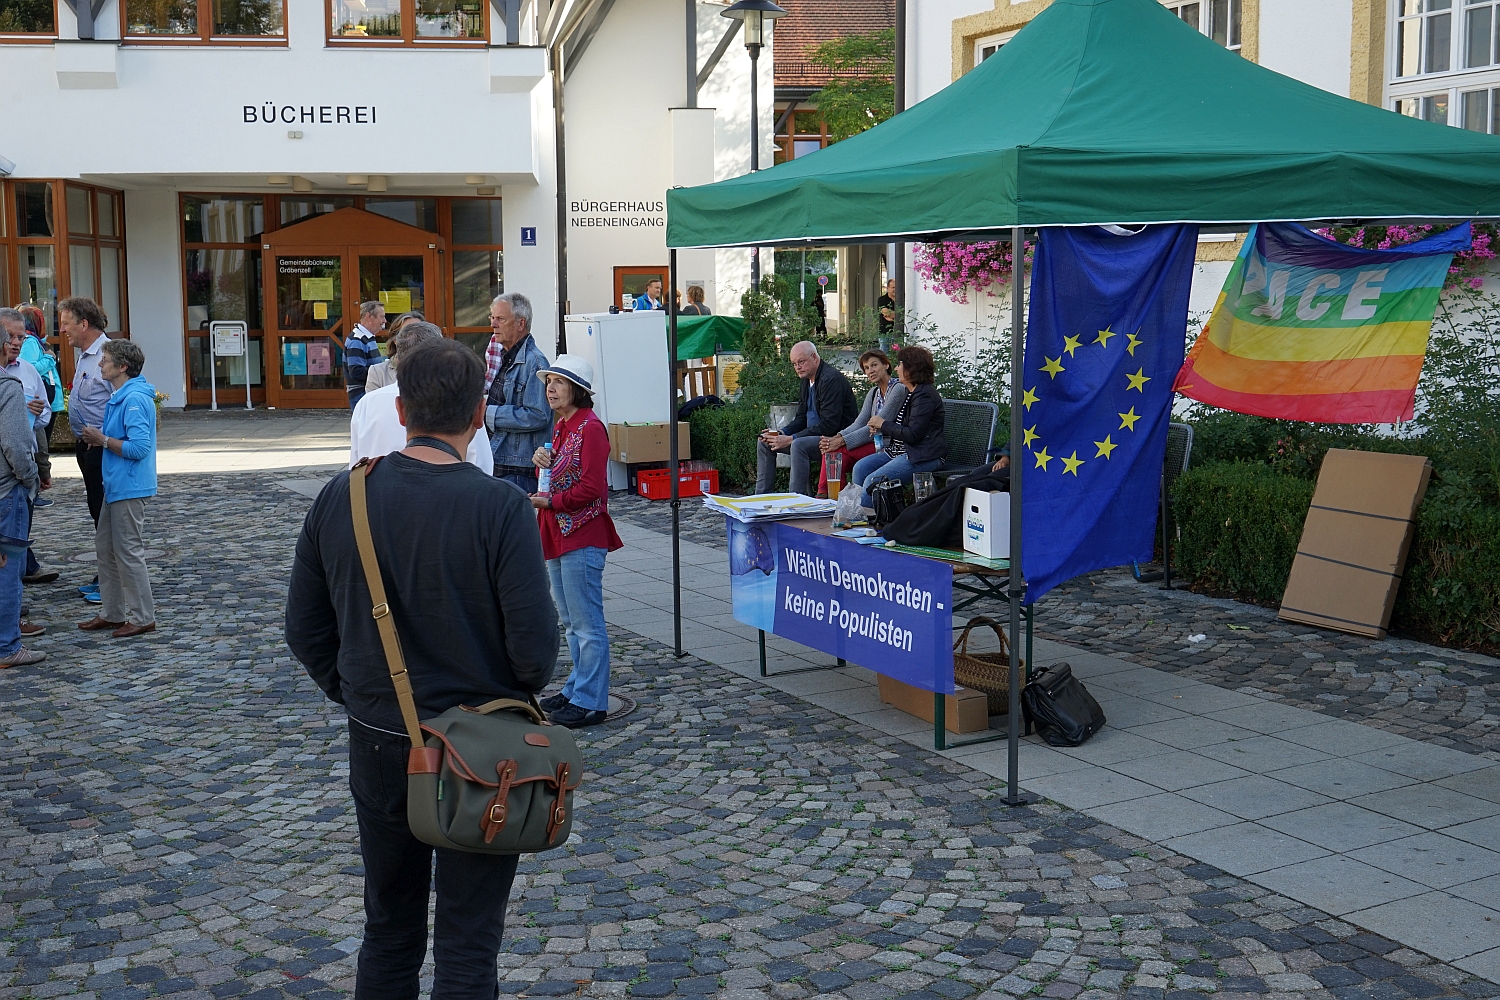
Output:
(1397, 92), (1451, 121)
(974, 30), (1016, 64)
(366, 198), (438, 233)
(1397, 0), (1454, 76)
(0, 180), (127, 387)
(449, 198), (503, 354)
(1165, 0), (1240, 49)
(0, 0), (56, 37)
(182, 196), (266, 395)
(329, 0), (487, 44)
(124, 0), (285, 41)
(774, 110), (829, 165)
(1459, 85), (1500, 129)
(1465, 0), (1499, 66)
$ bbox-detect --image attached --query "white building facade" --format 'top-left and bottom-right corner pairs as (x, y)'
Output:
(0, 0), (770, 408)
(902, 0), (1471, 347)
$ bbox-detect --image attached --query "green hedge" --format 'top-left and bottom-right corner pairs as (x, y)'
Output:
(1173, 461), (1500, 646)
(689, 401), (766, 490)
(1172, 463), (1314, 603)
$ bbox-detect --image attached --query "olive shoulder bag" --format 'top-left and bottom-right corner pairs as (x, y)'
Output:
(348, 458), (583, 854)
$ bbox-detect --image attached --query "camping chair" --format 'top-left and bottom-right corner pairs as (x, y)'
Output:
(1133, 421), (1194, 587)
(935, 399), (1000, 483)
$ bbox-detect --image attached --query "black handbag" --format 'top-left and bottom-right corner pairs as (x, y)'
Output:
(1020, 663), (1106, 747)
(869, 480), (908, 527)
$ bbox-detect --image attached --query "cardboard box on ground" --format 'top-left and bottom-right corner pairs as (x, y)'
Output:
(608, 423), (691, 464)
(877, 675), (990, 734)
(1279, 449), (1432, 640)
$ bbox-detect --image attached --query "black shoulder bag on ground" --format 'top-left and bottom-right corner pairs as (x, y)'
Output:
(1021, 663), (1107, 747)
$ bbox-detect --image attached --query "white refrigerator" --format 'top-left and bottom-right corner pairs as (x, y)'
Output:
(562, 311), (671, 489)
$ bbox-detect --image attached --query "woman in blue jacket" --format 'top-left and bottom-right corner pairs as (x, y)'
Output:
(77, 340), (158, 639)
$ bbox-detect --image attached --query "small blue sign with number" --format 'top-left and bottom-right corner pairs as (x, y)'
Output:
(520, 227), (537, 246)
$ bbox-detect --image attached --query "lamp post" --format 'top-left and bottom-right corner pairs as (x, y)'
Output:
(721, 0), (786, 290)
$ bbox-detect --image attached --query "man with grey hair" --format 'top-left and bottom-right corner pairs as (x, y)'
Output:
(756, 341), (858, 495)
(483, 292), (551, 493)
(344, 300), (387, 410)
(349, 322), (494, 471)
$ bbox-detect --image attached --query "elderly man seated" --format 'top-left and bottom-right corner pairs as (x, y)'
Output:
(755, 341), (858, 496)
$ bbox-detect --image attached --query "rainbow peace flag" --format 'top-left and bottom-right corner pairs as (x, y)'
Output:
(1174, 223), (1469, 423)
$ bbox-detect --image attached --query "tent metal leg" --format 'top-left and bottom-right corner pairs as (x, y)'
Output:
(1005, 224), (1028, 808)
(669, 248), (683, 657)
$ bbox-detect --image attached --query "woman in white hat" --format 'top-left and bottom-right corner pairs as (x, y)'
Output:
(530, 354), (623, 728)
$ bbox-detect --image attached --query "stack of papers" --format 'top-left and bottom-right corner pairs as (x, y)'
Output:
(704, 493), (837, 523)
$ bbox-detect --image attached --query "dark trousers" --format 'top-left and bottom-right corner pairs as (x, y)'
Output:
(76, 444), (104, 527)
(347, 720), (520, 1000)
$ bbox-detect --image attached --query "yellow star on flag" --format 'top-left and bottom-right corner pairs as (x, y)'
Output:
(1061, 451), (1084, 476)
(1126, 367), (1151, 392)
(1126, 332), (1144, 356)
(1021, 387), (1039, 411)
(1094, 326), (1116, 348)
(1033, 446), (1053, 471)
(1023, 424), (1038, 448)
(1094, 434), (1117, 459)
(1062, 335), (1082, 357)
(1118, 407), (1141, 431)
(1040, 356), (1065, 379)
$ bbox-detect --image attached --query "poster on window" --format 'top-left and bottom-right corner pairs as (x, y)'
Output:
(308, 342), (332, 376)
(282, 342), (307, 376)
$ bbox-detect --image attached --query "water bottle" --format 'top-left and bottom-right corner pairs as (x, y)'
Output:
(537, 467), (551, 493)
(873, 431), (886, 451)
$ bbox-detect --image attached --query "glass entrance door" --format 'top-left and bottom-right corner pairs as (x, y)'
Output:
(268, 253), (348, 407)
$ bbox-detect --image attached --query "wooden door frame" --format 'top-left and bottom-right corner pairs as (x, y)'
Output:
(613, 265), (669, 311)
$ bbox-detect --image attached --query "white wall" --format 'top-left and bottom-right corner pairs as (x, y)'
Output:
(1257, 0), (1353, 98)
(122, 190), (187, 407)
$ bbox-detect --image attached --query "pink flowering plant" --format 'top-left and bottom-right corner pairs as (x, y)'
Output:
(1317, 222), (1497, 291)
(912, 240), (1034, 303)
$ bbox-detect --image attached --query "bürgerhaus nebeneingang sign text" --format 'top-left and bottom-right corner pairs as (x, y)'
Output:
(570, 200), (665, 228)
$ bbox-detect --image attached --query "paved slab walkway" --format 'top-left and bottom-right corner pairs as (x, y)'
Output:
(605, 517), (1500, 984)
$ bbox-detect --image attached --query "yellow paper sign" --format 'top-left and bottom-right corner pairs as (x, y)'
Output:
(301, 276), (335, 301)
(313, 301), (329, 321)
(379, 289), (412, 314)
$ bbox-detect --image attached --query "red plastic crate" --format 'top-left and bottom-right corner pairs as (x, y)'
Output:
(638, 468), (719, 500)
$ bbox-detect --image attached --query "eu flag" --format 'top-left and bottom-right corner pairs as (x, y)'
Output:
(1020, 225), (1198, 604)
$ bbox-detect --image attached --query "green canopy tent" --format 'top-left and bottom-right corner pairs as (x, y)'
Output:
(659, 0), (1500, 798)
(675, 314), (745, 361)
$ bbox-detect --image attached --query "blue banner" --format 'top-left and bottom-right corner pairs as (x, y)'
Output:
(1021, 225), (1198, 603)
(728, 520), (955, 692)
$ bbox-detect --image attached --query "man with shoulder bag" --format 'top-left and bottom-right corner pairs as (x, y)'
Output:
(286, 340), (562, 1000)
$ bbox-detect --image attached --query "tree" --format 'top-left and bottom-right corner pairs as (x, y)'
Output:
(806, 28), (895, 142)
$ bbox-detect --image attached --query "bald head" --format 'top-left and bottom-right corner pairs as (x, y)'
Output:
(789, 341), (820, 381)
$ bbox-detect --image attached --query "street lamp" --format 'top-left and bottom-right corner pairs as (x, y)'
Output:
(721, 0), (786, 288)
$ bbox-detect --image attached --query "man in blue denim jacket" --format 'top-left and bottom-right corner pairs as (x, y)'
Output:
(0, 332), (40, 667)
(483, 293), (553, 493)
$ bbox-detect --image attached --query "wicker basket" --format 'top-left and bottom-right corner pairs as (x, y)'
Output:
(954, 616), (1021, 715)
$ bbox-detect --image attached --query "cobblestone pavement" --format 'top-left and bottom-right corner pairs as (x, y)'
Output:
(2, 473), (1498, 1000)
(608, 496), (1500, 760)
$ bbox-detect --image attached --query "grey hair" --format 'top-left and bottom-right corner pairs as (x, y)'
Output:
(789, 340), (819, 360)
(389, 321), (444, 372)
(491, 292), (532, 335)
(359, 300), (385, 319)
(0, 308), (23, 329)
(103, 339), (146, 379)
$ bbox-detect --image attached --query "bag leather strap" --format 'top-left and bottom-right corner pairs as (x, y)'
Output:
(348, 459), (430, 755)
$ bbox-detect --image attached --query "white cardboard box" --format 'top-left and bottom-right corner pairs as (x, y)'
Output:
(962, 488), (1010, 559)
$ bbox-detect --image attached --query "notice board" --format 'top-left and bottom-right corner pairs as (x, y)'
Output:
(1279, 449), (1431, 639)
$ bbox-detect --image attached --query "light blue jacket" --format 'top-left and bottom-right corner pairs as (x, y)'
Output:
(485, 335), (553, 470)
(19, 336), (64, 413)
(101, 376), (158, 503)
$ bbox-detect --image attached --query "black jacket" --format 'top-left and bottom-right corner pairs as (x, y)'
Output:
(884, 382), (948, 464)
(783, 359), (858, 438)
(285, 454), (558, 734)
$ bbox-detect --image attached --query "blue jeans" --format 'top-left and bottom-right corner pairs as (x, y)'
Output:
(497, 470), (538, 494)
(0, 486), (29, 655)
(348, 387), (365, 410)
(547, 546), (610, 712)
(347, 719), (519, 1000)
(853, 451), (943, 490)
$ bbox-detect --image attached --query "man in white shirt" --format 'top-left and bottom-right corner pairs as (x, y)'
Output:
(349, 321), (494, 473)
